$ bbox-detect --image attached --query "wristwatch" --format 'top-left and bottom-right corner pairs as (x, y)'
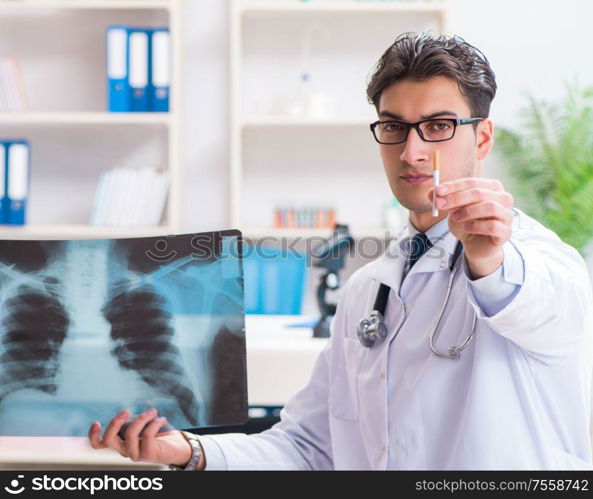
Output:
(169, 431), (203, 471)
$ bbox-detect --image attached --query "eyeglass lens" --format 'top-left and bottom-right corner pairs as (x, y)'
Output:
(375, 119), (455, 144)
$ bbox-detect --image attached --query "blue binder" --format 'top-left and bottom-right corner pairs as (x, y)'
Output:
(129, 28), (150, 112)
(5, 140), (30, 226)
(243, 244), (308, 315)
(0, 141), (6, 224)
(150, 28), (170, 112)
(106, 26), (131, 112)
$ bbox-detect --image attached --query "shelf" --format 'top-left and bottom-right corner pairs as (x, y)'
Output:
(0, 112), (172, 126)
(0, 224), (175, 240)
(241, 115), (374, 127)
(239, 1), (446, 14)
(0, 0), (173, 11)
(243, 226), (396, 240)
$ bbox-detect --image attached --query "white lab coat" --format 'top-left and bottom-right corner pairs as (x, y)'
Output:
(202, 207), (593, 470)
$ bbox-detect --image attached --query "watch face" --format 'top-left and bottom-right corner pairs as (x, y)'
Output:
(183, 431), (199, 443)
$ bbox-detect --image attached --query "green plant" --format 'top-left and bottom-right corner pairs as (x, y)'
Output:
(496, 85), (593, 254)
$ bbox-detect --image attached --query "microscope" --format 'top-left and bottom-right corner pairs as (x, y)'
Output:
(310, 224), (354, 338)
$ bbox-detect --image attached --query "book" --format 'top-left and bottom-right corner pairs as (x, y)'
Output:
(90, 166), (169, 227)
(0, 56), (28, 112)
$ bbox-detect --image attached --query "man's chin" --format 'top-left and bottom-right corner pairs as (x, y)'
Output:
(397, 199), (432, 213)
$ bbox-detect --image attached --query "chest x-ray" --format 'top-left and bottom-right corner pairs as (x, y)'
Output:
(0, 230), (247, 436)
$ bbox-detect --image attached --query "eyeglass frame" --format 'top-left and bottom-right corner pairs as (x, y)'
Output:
(369, 117), (484, 145)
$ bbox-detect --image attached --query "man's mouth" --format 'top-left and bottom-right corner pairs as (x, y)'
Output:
(400, 173), (432, 184)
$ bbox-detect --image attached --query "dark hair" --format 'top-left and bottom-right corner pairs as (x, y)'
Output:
(366, 32), (497, 119)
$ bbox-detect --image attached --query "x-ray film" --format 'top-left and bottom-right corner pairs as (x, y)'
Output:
(0, 230), (247, 436)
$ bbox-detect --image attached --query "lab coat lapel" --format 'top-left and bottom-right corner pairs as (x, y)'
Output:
(371, 228), (460, 294)
(371, 236), (408, 294)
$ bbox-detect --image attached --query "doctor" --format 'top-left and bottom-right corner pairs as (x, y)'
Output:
(89, 32), (593, 470)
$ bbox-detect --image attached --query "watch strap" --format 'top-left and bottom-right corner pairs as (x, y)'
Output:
(169, 431), (203, 471)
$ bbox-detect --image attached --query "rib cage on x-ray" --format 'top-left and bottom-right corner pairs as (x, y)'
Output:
(0, 232), (247, 436)
(102, 278), (202, 426)
(0, 280), (70, 404)
(0, 242), (69, 406)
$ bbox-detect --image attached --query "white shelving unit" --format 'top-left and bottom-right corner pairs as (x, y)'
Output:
(236, 0), (447, 14)
(230, 0), (448, 240)
(0, 0), (173, 9)
(0, 0), (183, 240)
(0, 223), (174, 240)
(0, 112), (172, 126)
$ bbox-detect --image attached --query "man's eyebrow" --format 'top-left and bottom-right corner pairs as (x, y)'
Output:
(378, 110), (404, 120)
(378, 110), (459, 121)
(420, 110), (459, 120)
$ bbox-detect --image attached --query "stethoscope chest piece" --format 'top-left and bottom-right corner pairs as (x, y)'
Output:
(357, 240), (476, 357)
(357, 310), (388, 348)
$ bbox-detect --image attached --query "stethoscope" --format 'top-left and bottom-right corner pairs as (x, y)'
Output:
(357, 240), (477, 359)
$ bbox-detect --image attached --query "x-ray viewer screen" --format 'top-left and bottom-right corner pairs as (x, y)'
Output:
(0, 230), (247, 436)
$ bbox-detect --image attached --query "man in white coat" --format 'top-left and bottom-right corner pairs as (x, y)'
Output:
(89, 32), (593, 470)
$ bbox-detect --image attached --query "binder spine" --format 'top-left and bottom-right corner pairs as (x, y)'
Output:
(150, 28), (170, 112)
(0, 142), (6, 224)
(106, 26), (131, 113)
(129, 29), (149, 112)
(6, 140), (30, 226)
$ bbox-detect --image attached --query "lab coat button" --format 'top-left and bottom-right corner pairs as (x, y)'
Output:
(380, 372), (386, 380)
(381, 446), (387, 453)
(440, 260), (447, 269)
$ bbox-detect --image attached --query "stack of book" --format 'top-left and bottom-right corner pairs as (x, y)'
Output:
(274, 206), (337, 229)
(90, 167), (169, 227)
(107, 26), (171, 112)
(0, 56), (28, 112)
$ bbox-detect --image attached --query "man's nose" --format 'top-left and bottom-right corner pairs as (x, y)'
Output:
(399, 127), (430, 165)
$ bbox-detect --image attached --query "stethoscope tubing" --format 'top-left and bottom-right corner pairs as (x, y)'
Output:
(358, 240), (476, 357)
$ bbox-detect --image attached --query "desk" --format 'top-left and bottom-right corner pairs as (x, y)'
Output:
(245, 315), (329, 407)
(0, 437), (164, 470)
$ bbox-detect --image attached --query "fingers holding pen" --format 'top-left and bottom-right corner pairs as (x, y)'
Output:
(462, 218), (512, 244)
(430, 188), (513, 212)
(449, 200), (513, 225)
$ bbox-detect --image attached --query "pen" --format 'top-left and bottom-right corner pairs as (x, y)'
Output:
(432, 150), (439, 217)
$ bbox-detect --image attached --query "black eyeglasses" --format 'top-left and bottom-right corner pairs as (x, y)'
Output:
(369, 117), (483, 145)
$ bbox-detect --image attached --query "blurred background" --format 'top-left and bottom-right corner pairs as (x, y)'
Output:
(1, 0), (593, 464)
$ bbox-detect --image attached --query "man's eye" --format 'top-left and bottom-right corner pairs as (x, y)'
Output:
(383, 123), (404, 132)
(430, 121), (451, 131)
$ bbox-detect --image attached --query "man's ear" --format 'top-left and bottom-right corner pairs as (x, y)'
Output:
(476, 119), (493, 160)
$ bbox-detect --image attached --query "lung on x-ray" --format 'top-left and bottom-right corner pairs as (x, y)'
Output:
(0, 230), (247, 436)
